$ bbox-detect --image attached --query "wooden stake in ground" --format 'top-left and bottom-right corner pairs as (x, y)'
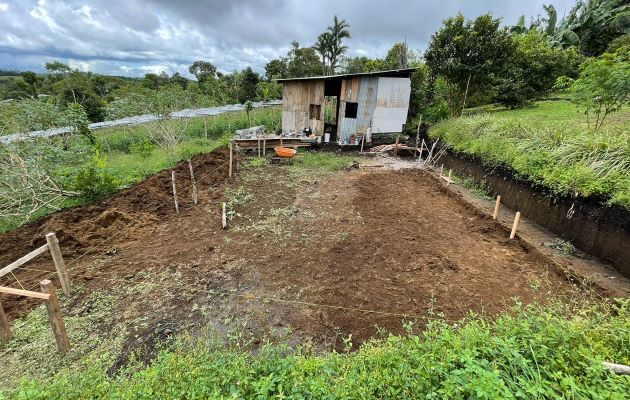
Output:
(257, 135), (261, 157)
(188, 160), (198, 205)
(440, 164), (444, 177)
(447, 169), (452, 186)
(204, 116), (208, 139)
(393, 136), (399, 157)
(222, 203), (227, 229)
(0, 298), (12, 341)
(228, 142), (233, 178)
(45, 233), (70, 295)
(493, 195), (501, 220)
(263, 134), (266, 156)
(510, 211), (522, 239)
(40, 280), (70, 353)
(171, 170), (179, 214)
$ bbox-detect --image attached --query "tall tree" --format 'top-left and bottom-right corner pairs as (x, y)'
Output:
(264, 58), (288, 80)
(236, 67), (260, 103)
(287, 41), (322, 78)
(313, 32), (332, 75)
(188, 61), (217, 84)
(424, 13), (514, 115)
(326, 16), (351, 74)
(21, 71), (41, 97)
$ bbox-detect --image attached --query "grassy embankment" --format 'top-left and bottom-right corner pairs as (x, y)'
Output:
(5, 299), (629, 399)
(0, 106), (280, 233)
(429, 99), (630, 207)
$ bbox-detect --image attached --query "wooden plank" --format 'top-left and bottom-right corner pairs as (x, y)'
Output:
(45, 233), (70, 295)
(0, 298), (12, 341)
(0, 286), (51, 300)
(0, 244), (49, 278)
(40, 280), (70, 353)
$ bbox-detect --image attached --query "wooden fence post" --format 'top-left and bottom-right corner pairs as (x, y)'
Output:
(222, 203), (227, 229)
(447, 169), (452, 186)
(263, 134), (266, 156)
(257, 135), (261, 157)
(229, 142), (233, 178)
(171, 171), (179, 214)
(493, 196), (501, 220)
(510, 211), (522, 239)
(204, 116), (208, 139)
(393, 136), (399, 157)
(45, 233), (70, 295)
(40, 280), (70, 353)
(0, 298), (12, 341)
(188, 160), (198, 205)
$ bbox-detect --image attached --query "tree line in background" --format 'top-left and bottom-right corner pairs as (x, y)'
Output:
(0, 0), (628, 135)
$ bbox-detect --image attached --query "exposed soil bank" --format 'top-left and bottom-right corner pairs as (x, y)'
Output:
(440, 152), (630, 278)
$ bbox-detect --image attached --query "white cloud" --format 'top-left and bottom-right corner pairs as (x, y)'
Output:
(0, 0), (577, 77)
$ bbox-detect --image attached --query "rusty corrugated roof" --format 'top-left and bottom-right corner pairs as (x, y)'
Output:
(275, 68), (416, 82)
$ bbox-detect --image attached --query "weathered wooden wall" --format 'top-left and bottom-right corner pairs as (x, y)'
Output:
(281, 81), (324, 135)
(281, 74), (412, 142)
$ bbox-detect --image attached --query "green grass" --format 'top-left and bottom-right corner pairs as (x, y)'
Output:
(6, 299), (629, 399)
(431, 99), (630, 207)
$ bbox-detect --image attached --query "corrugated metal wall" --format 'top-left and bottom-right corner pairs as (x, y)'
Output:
(281, 75), (411, 141)
(371, 77), (411, 134)
(338, 77), (378, 143)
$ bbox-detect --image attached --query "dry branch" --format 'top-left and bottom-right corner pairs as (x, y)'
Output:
(0, 152), (79, 225)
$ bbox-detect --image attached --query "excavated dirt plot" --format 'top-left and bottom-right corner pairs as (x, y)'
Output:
(1, 148), (580, 353)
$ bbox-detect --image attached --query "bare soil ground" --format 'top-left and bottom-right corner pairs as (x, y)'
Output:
(1, 148), (583, 365)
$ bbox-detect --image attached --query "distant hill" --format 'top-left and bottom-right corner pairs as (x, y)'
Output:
(0, 69), (22, 77)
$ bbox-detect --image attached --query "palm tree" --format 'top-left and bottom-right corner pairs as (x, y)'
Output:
(326, 16), (351, 74)
(313, 33), (332, 75)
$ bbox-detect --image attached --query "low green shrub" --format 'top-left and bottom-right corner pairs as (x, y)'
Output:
(74, 146), (119, 200)
(8, 300), (630, 399)
(128, 138), (155, 158)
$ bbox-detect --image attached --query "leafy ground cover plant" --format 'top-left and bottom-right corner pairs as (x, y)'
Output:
(7, 299), (629, 399)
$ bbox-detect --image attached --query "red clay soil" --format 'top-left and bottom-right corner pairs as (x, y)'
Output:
(1, 151), (581, 351)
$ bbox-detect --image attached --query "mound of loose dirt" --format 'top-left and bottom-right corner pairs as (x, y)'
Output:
(0, 147), (234, 293)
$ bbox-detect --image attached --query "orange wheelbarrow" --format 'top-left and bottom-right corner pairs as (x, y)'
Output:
(274, 147), (297, 158)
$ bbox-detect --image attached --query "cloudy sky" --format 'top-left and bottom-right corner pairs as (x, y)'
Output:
(0, 0), (575, 78)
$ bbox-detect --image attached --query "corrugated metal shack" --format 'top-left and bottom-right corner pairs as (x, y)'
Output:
(277, 68), (414, 145)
